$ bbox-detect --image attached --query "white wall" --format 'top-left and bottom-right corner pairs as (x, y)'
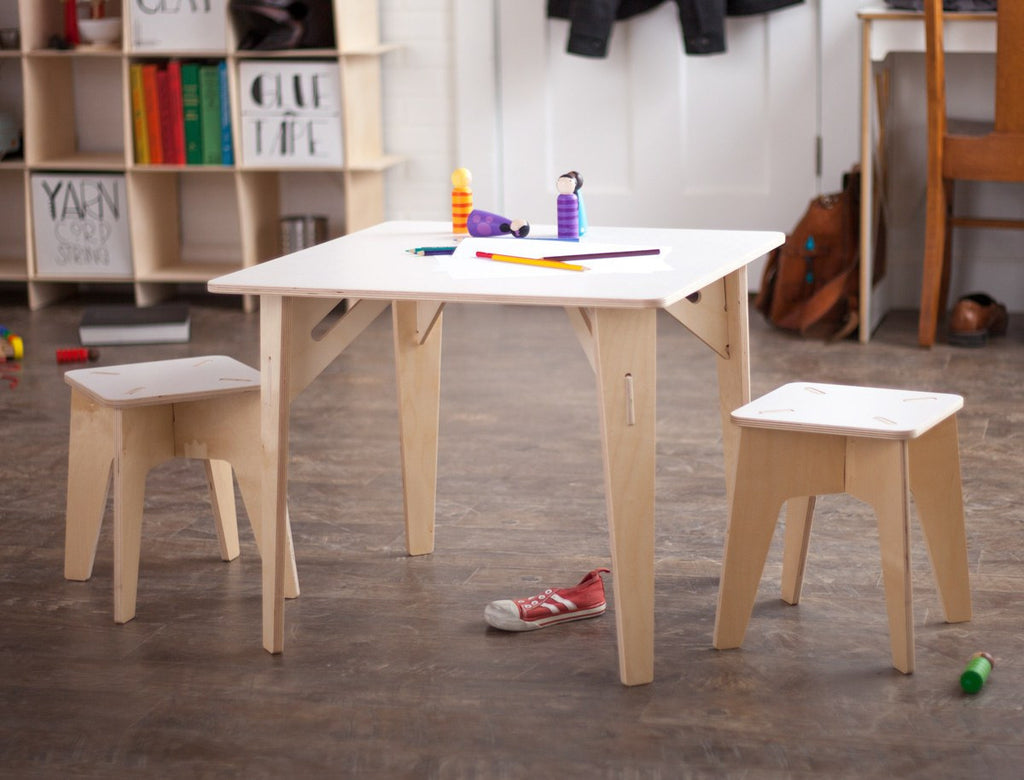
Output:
(379, 0), (458, 221)
(377, 1), (1022, 312)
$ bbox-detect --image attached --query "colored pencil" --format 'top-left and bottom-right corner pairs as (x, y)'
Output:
(408, 246), (457, 255)
(476, 251), (586, 272)
(541, 248), (659, 261)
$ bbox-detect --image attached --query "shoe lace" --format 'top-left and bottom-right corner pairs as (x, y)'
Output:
(518, 588), (555, 608)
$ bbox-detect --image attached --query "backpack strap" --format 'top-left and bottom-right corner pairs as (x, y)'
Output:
(797, 264), (858, 339)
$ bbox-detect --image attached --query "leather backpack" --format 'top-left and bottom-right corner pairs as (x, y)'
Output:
(754, 168), (866, 341)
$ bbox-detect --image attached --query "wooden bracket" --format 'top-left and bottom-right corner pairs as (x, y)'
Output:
(416, 301), (445, 345)
(664, 282), (730, 359)
(564, 306), (596, 372)
(288, 297), (390, 402)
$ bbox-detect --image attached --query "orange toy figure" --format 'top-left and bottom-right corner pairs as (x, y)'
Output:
(451, 168), (473, 234)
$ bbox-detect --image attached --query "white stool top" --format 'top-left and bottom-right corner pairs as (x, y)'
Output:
(65, 355), (259, 408)
(732, 382), (963, 440)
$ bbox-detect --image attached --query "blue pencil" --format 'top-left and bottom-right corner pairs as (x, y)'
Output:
(408, 246), (457, 256)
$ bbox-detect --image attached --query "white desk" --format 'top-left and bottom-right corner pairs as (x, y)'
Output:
(209, 220), (783, 686)
(858, 4), (995, 342)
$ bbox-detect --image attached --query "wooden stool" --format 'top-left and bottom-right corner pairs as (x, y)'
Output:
(713, 382), (971, 673)
(64, 355), (300, 623)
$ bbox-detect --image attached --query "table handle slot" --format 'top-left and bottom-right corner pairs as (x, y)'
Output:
(625, 373), (636, 426)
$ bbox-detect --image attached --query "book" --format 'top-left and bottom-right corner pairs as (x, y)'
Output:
(218, 60), (234, 165)
(156, 67), (176, 165)
(181, 62), (203, 164)
(129, 64), (149, 165)
(198, 64), (222, 165)
(79, 304), (191, 346)
(165, 60), (187, 165)
(141, 63), (163, 165)
(131, 0), (227, 53)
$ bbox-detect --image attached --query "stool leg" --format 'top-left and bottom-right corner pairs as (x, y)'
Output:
(234, 460), (300, 600)
(908, 416), (971, 623)
(205, 459), (241, 562)
(65, 391), (114, 581)
(112, 406), (175, 624)
(175, 396), (300, 599)
(845, 437), (914, 674)
(714, 429), (789, 649)
(715, 429), (845, 650)
(781, 496), (816, 605)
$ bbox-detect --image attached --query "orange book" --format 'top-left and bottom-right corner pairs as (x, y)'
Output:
(141, 63), (164, 165)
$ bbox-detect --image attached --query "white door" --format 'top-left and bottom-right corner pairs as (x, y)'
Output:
(454, 1), (864, 289)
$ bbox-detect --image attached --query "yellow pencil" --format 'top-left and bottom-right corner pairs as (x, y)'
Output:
(476, 251), (586, 272)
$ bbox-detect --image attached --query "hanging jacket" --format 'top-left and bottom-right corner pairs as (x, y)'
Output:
(547, 0), (804, 57)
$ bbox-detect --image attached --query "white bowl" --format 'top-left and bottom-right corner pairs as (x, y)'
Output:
(78, 17), (122, 46)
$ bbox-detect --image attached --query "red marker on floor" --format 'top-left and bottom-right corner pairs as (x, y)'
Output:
(56, 348), (100, 364)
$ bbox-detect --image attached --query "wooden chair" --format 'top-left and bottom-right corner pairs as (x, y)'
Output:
(919, 0), (1024, 347)
(713, 382), (971, 673)
(64, 355), (300, 623)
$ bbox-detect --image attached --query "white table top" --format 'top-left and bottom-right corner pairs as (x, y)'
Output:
(208, 221), (783, 309)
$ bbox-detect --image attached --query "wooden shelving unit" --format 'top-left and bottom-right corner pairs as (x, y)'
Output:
(0, 0), (398, 309)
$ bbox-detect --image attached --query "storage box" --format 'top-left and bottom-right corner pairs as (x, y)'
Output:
(130, 0), (228, 52)
(31, 173), (133, 277)
(238, 61), (343, 168)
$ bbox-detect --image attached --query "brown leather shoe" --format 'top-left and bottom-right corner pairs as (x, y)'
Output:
(948, 293), (1008, 347)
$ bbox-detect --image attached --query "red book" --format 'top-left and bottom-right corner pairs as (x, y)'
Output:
(141, 64), (164, 165)
(165, 61), (187, 165)
(156, 68), (176, 165)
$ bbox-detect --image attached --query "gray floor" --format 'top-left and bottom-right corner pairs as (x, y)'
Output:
(1, 290), (1021, 778)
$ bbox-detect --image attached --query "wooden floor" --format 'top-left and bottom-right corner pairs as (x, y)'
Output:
(1, 290), (1022, 778)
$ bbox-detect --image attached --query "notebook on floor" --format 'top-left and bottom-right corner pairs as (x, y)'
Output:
(79, 304), (191, 346)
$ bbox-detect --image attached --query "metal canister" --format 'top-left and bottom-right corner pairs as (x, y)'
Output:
(280, 215), (328, 254)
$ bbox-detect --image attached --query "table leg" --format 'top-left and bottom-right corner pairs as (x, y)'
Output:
(261, 295), (293, 654)
(392, 301), (443, 556)
(592, 307), (656, 686)
(715, 268), (751, 508)
(859, 18), (874, 344)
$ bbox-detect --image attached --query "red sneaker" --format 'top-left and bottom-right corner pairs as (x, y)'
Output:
(484, 568), (611, 631)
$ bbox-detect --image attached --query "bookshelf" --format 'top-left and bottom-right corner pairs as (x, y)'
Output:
(0, 0), (399, 310)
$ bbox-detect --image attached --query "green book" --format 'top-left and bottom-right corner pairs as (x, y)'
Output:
(181, 63), (202, 165)
(198, 64), (222, 166)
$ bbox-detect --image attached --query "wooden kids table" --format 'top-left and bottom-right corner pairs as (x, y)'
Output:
(209, 220), (783, 686)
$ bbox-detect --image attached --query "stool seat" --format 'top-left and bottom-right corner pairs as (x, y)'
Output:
(714, 381), (971, 674)
(731, 382), (963, 439)
(64, 355), (299, 624)
(65, 355), (259, 407)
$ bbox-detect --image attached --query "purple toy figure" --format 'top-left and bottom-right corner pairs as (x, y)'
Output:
(556, 174), (579, 239)
(560, 170), (587, 236)
(467, 209), (531, 238)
